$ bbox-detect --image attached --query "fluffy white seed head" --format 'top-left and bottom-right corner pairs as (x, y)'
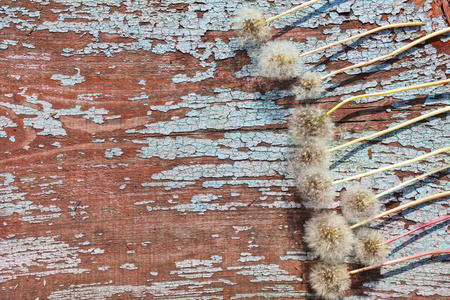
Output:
(288, 137), (331, 169)
(341, 185), (380, 223)
(288, 105), (335, 144)
(310, 262), (351, 300)
(258, 40), (300, 80)
(234, 7), (271, 45)
(294, 166), (335, 210)
(293, 71), (325, 100)
(304, 211), (354, 262)
(355, 228), (390, 266)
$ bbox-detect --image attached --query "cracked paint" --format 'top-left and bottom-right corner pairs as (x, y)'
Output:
(0, 0), (449, 299)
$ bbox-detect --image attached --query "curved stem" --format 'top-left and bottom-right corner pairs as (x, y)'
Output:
(300, 22), (423, 58)
(349, 191), (450, 229)
(328, 106), (450, 152)
(321, 27), (450, 81)
(375, 163), (450, 198)
(332, 147), (450, 185)
(383, 215), (450, 245)
(265, 0), (322, 23)
(326, 79), (450, 116)
(349, 249), (450, 275)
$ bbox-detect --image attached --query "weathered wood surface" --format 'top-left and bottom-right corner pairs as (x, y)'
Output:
(0, 0), (449, 299)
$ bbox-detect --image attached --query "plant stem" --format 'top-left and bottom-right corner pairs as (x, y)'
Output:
(349, 191), (450, 229)
(265, 0), (322, 23)
(326, 79), (450, 116)
(375, 163), (450, 198)
(328, 106), (450, 152)
(349, 249), (450, 275)
(332, 147), (450, 185)
(299, 22), (423, 58)
(383, 215), (450, 245)
(321, 27), (450, 81)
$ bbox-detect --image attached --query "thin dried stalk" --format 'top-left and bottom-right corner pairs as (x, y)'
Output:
(349, 249), (450, 274)
(349, 191), (450, 229)
(322, 27), (450, 81)
(300, 22), (423, 57)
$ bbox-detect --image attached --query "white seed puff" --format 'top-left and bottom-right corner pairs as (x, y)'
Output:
(293, 71), (325, 100)
(341, 185), (380, 223)
(258, 40), (300, 80)
(355, 228), (390, 266)
(304, 211), (354, 262)
(294, 166), (335, 210)
(288, 105), (335, 145)
(234, 7), (271, 45)
(310, 262), (351, 300)
(288, 137), (331, 169)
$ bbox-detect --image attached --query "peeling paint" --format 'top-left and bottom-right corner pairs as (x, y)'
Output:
(50, 68), (85, 86)
(1, 0), (449, 298)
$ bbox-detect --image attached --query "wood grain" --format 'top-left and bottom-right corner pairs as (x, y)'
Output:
(0, 1), (449, 299)
(443, 0), (450, 22)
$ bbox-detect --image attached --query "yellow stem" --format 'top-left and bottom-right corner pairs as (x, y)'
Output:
(265, 0), (322, 23)
(299, 22), (423, 58)
(349, 249), (450, 275)
(326, 79), (450, 116)
(332, 147), (450, 185)
(375, 164), (450, 199)
(349, 191), (450, 230)
(321, 27), (450, 81)
(328, 106), (450, 152)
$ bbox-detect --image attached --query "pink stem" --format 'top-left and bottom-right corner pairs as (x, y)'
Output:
(383, 215), (450, 245)
(349, 249), (450, 275)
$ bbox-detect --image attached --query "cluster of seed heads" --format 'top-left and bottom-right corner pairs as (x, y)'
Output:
(233, 4), (450, 300)
(234, 5), (327, 97)
(303, 190), (389, 298)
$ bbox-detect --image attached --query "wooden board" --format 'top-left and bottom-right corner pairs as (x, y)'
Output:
(0, 0), (449, 299)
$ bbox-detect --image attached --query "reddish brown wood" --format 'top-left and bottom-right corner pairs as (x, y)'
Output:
(0, 1), (449, 299)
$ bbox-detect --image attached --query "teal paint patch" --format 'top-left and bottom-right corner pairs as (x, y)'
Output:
(50, 68), (85, 86)
(105, 148), (124, 158)
(0, 116), (18, 138)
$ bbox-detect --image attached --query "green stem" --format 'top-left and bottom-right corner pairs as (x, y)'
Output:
(326, 79), (450, 116)
(375, 164), (450, 198)
(349, 191), (450, 229)
(300, 22), (423, 58)
(328, 106), (450, 152)
(332, 147), (450, 185)
(322, 27), (450, 81)
(265, 0), (322, 23)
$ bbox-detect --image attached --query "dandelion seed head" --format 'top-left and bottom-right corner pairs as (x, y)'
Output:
(294, 166), (334, 209)
(288, 105), (335, 143)
(355, 228), (390, 266)
(234, 7), (270, 45)
(310, 262), (351, 300)
(258, 41), (300, 80)
(288, 137), (331, 169)
(304, 211), (354, 262)
(294, 71), (325, 100)
(341, 185), (380, 223)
